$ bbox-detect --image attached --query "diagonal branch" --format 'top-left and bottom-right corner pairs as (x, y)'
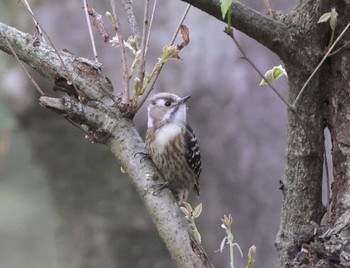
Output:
(0, 21), (212, 268)
(180, 0), (292, 60)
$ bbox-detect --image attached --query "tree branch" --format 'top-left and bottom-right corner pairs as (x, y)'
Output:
(180, 0), (292, 60)
(0, 21), (212, 267)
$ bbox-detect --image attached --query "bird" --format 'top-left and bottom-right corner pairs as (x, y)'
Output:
(145, 92), (201, 204)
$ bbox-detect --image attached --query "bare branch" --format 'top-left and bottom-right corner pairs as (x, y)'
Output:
(109, 0), (130, 103)
(292, 22), (350, 108)
(4, 37), (45, 96)
(0, 22), (112, 100)
(136, 4), (191, 110)
(263, 0), (274, 18)
(86, 4), (109, 43)
(138, 0), (151, 89)
(15, 6), (81, 97)
(83, 0), (98, 61)
(226, 29), (293, 112)
(144, 0), (157, 57)
(19, 0), (46, 43)
(170, 4), (191, 46)
(179, 0), (291, 60)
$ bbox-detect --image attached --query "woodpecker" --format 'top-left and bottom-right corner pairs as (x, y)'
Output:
(145, 92), (201, 204)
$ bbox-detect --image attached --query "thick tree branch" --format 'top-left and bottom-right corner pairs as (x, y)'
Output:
(0, 22), (212, 267)
(180, 0), (292, 60)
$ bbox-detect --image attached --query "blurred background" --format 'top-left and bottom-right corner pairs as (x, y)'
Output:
(0, 1), (295, 267)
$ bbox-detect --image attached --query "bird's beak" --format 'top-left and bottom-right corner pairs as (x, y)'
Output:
(180, 95), (191, 104)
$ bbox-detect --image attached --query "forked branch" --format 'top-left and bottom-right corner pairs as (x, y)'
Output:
(0, 21), (212, 268)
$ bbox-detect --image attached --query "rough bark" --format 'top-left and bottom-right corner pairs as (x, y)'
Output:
(3, 0), (350, 266)
(274, 2), (328, 267)
(0, 22), (212, 268)
(179, 0), (350, 267)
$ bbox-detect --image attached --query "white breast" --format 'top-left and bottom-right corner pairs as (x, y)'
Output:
(154, 124), (182, 153)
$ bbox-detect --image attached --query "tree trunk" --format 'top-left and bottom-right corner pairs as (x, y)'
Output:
(3, 0), (350, 266)
(181, 0), (350, 267)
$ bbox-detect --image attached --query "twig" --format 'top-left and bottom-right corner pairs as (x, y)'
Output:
(225, 29), (325, 149)
(5, 38), (45, 96)
(136, 4), (191, 110)
(170, 4), (191, 46)
(263, 0), (274, 19)
(293, 22), (350, 108)
(227, 30), (293, 112)
(83, 0), (98, 61)
(20, 0), (46, 43)
(19, 2), (81, 97)
(121, 0), (141, 48)
(328, 40), (350, 56)
(138, 0), (151, 89)
(110, 0), (130, 103)
(144, 0), (157, 57)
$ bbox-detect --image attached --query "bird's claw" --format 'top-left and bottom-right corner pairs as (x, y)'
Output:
(134, 151), (151, 163)
(152, 181), (169, 196)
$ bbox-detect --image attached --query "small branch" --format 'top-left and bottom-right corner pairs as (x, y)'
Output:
(110, 0), (130, 103)
(263, 0), (274, 18)
(20, 0), (81, 97)
(144, 0), (157, 57)
(170, 5), (192, 46)
(328, 40), (350, 56)
(136, 4), (191, 110)
(225, 29), (321, 148)
(121, 0), (141, 48)
(138, 0), (151, 89)
(19, 0), (46, 43)
(83, 0), (98, 61)
(4, 37), (45, 96)
(292, 22), (350, 108)
(0, 22), (113, 101)
(39, 96), (64, 110)
(17, 7), (81, 97)
(226, 29), (293, 112)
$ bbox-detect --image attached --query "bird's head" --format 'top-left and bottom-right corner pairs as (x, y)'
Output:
(147, 93), (190, 129)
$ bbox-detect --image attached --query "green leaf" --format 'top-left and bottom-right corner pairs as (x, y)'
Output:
(182, 201), (193, 213)
(220, 0), (233, 19)
(193, 203), (203, 219)
(329, 8), (338, 31)
(260, 65), (287, 86)
(180, 206), (190, 218)
(317, 12), (332, 23)
(317, 8), (338, 30)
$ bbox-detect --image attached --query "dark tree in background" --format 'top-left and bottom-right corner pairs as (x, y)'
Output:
(1, 0), (350, 267)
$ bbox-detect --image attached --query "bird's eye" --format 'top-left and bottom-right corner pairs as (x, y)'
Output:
(164, 101), (171, 107)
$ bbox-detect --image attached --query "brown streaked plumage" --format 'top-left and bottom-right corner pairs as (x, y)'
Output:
(145, 93), (201, 204)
